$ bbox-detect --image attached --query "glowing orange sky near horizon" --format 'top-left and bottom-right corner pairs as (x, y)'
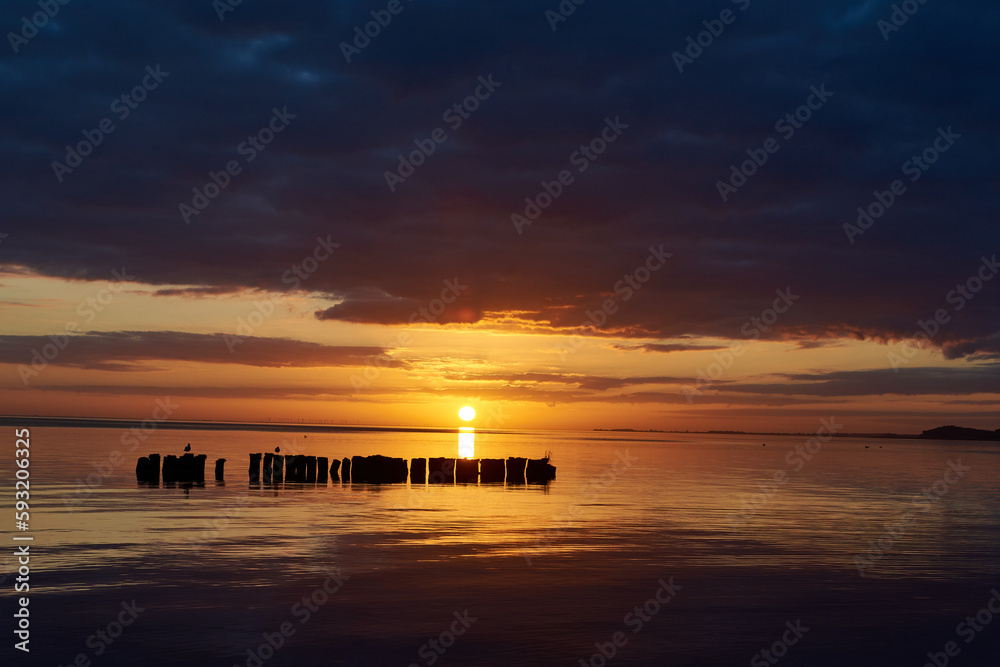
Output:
(0, 273), (997, 433)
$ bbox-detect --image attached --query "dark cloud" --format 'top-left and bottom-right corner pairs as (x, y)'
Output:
(612, 343), (728, 354)
(710, 365), (1000, 397)
(0, 331), (397, 370)
(1, 0), (998, 359)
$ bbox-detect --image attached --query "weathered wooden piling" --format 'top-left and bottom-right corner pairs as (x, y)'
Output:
(346, 455), (408, 483)
(410, 458), (426, 484)
(317, 457), (328, 484)
(136, 453), (162, 483)
(273, 454), (284, 483)
(350, 456), (367, 482)
(306, 456), (317, 483)
(291, 455), (307, 482)
(192, 454), (207, 483)
(215, 458), (226, 481)
(147, 453), (161, 483)
(526, 458), (556, 484)
(456, 458), (479, 484)
(263, 453), (273, 484)
(136, 456), (151, 481)
(249, 453), (262, 483)
(342, 457), (351, 482)
(330, 458), (341, 482)
(163, 455), (179, 483)
(480, 458), (505, 483)
(428, 457), (456, 484)
(506, 457), (526, 484)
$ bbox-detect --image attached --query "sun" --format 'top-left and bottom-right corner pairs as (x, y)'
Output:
(458, 406), (476, 421)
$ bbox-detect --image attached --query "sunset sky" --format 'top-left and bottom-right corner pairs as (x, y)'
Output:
(1, 1), (998, 432)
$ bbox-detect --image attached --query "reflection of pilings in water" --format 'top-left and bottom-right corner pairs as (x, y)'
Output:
(506, 457), (527, 484)
(317, 457), (328, 484)
(215, 458), (226, 481)
(455, 458), (479, 484)
(480, 458), (504, 483)
(410, 458), (426, 484)
(329, 458), (341, 482)
(249, 453), (262, 484)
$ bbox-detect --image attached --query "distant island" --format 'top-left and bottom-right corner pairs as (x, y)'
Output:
(596, 425), (1000, 442)
(918, 425), (1000, 441)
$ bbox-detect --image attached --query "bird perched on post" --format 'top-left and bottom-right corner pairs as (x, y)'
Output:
(184, 443), (191, 452)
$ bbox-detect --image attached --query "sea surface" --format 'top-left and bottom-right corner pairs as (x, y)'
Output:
(3, 425), (999, 666)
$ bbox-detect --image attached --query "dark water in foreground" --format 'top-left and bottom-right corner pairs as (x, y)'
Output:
(2, 426), (999, 666)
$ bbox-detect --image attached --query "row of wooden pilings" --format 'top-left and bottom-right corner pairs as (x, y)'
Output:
(135, 453), (215, 484)
(135, 453), (556, 485)
(248, 454), (557, 484)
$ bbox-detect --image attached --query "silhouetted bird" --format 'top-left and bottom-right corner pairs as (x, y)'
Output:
(184, 443), (191, 452)
(275, 446), (280, 453)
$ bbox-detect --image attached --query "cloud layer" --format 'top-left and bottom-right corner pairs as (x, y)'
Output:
(1, 1), (998, 360)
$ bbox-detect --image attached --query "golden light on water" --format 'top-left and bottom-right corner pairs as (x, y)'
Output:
(458, 427), (475, 459)
(458, 406), (476, 421)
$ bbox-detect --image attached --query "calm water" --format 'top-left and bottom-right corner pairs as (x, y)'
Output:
(3, 425), (1000, 666)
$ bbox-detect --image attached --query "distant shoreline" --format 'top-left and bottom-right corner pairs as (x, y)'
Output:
(595, 425), (1000, 442)
(594, 428), (917, 439)
(0, 415), (503, 436)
